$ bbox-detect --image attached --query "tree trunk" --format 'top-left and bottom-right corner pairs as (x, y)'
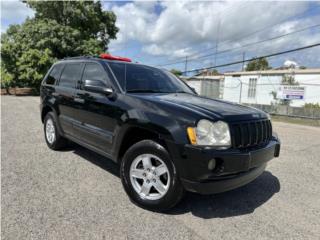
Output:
(5, 87), (11, 95)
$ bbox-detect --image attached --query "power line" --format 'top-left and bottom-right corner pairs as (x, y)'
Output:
(189, 5), (320, 58)
(193, 24), (320, 61)
(131, 1), (250, 62)
(182, 42), (320, 74)
(154, 6), (320, 67)
(157, 24), (320, 67)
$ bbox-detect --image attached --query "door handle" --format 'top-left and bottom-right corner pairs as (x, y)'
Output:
(74, 97), (85, 103)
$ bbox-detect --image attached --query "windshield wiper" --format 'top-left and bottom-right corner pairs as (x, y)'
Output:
(126, 89), (162, 93)
(175, 90), (194, 94)
(126, 89), (192, 94)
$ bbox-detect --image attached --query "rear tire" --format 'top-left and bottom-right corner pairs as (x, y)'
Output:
(44, 112), (68, 150)
(120, 140), (184, 211)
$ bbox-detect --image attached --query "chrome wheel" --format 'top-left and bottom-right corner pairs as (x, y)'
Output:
(129, 154), (170, 200)
(45, 118), (56, 144)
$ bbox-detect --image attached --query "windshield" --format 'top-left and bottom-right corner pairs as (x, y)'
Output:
(108, 62), (194, 94)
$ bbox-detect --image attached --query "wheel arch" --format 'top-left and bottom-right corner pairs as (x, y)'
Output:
(41, 105), (53, 123)
(114, 124), (174, 164)
(41, 104), (64, 136)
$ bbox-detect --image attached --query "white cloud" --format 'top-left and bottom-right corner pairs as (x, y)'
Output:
(284, 60), (298, 68)
(1, 0), (34, 32)
(109, 0), (319, 64)
(108, 1), (158, 51)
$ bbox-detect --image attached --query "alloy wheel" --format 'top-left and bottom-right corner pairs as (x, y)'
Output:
(45, 118), (56, 144)
(129, 154), (170, 200)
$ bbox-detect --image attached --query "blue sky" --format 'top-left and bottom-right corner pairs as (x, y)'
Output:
(2, 0), (320, 75)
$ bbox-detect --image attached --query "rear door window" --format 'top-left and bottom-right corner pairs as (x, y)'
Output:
(59, 63), (83, 88)
(45, 64), (63, 85)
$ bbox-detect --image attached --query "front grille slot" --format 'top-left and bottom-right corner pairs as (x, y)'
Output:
(231, 120), (272, 148)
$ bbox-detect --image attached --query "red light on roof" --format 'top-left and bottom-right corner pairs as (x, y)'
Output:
(100, 53), (131, 62)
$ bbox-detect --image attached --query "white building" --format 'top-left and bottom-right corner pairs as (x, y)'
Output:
(223, 69), (320, 107)
(182, 75), (224, 99)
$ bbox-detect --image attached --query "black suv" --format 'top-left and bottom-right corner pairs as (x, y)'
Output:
(40, 54), (280, 211)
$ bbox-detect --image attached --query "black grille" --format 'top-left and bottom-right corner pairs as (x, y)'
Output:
(230, 120), (272, 148)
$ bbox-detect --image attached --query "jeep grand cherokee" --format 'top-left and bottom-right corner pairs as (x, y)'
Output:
(40, 54), (281, 211)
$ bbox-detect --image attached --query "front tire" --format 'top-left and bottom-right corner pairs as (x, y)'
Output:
(44, 112), (68, 150)
(120, 140), (184, 211)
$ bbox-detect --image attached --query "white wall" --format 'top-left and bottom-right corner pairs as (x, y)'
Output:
(186, 80), (201, 94)
(223, 73), (320, 107)
(293, 74), (320, 107)
(223, 74), (282, 105)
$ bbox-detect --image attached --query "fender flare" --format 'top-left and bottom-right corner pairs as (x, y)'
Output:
(112, 122), (175, 162)
(41, 104), (64, 137)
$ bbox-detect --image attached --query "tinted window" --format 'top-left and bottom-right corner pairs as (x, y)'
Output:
(59, 63), (83, 88)
(82, 63), (107, 84)
(108, 62), (126, 87)
(108, 62), (193, 94)
(45, 64), (63, 85)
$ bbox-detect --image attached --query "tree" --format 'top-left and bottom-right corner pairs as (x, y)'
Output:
(245, 57), (270, 71)
(17, 48), (55, 90)
(282, 74), (298, 85)
(26, 1), (118, 51)
(1, 0), (118, 93)
(270, 74), (299, 106)
(1, 63), (14, 94)
(170, 69), (182, 76)
(210, 69), (220, 75)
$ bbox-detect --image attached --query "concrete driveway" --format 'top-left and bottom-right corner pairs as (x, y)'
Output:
(1, 96), (320, 239)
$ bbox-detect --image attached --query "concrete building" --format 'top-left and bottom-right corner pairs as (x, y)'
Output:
(182, 75), (224, 99)
(223, 69), (320, 107)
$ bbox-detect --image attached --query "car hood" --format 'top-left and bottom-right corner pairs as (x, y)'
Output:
(132, 93), (268, 122)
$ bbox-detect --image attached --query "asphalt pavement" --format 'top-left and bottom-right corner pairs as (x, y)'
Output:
(1, 96), (320, 240)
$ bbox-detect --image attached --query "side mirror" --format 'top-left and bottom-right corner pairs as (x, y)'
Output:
(84, 79), (113, 95)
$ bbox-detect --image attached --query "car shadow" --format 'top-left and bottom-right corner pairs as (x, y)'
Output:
(71, 143), (120, 178)
(169, 171), (280, 219)
(70, 143), (280, 219)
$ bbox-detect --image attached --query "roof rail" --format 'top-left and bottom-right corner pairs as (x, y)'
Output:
(62, 55), (99, 60)
(62, 54), (132, 62)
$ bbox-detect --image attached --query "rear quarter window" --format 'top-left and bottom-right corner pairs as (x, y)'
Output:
(45, 64), (64, 85)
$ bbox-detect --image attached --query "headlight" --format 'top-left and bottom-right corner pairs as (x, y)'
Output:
(187, 120), (231, 147)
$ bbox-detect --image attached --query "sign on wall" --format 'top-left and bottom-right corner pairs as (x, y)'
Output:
(277, 86), (305, 100)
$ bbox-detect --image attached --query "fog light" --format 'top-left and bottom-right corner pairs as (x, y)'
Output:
(208, 159), (216, 170)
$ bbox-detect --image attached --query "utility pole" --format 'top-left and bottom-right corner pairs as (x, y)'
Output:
(239, 79), (243, 104)
(184, 56), (188, 76)
(239, 52), (245, 103)
(241, 52), (246, 71)
(213, 15), (221, 67)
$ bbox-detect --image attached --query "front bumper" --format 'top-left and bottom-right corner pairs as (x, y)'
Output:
(166, 137), (280, 194)
(182, 163), (267, 194)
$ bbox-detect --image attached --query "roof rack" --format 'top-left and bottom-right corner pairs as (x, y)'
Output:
(62, 54), (132, 62)
(62, 55), (99, 60)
